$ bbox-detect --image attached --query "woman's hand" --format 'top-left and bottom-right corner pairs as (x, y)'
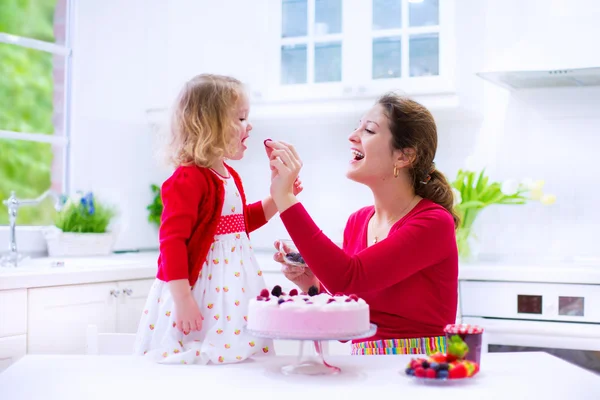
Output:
(264, 139), (303, 197)
(265, 141), (303, 211)
(173, 295), (203, 335)
(273, 240), (319, 293)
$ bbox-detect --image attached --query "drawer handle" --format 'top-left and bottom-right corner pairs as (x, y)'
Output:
(123, 288), (133, 296)
(110, 289), (121, 297)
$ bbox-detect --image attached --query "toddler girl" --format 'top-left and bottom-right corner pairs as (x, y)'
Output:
(133, 74), (301, 364)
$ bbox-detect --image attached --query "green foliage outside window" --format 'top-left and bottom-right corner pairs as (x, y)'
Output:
(0, 0), (60, 225)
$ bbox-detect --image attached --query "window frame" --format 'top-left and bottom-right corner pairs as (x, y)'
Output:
(0, 0), (74, 230)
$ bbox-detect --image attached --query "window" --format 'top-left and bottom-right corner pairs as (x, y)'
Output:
(0, 0), (72, 225)
(372, 0), (440, 79)
(280, 0), (343, 85)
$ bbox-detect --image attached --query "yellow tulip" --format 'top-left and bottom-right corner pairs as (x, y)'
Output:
(541, 194), (556, 205)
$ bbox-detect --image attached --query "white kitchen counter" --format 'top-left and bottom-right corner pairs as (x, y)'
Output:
(0, 250), (283, 291)
(0, 352), (598, 400)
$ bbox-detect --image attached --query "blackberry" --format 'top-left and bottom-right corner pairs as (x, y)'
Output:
(421, 361), (430, 369)
(307, 285), (319, 296)
(438, 362), (449, 370)
(271, 285), (283, 297)
(285, 252), (305, 264)
(277, 298), (285, 304)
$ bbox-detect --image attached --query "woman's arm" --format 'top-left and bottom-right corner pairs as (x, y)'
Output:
(279, 203), (456, 294)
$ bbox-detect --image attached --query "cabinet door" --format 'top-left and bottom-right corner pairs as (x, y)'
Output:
(0, 289), (27, 337)
(0, 335), (26, 372)
(267, 0), (350, 101)
(116, 279), (154, 333)
(28, 283), (118, 354)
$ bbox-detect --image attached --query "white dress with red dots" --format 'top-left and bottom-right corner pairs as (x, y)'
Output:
(133, 172), (273, 364)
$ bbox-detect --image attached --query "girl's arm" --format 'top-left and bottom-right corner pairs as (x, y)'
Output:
(279, 203), (456, 294)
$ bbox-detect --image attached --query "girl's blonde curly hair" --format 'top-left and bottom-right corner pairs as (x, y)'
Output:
(169, 74), (245, 168)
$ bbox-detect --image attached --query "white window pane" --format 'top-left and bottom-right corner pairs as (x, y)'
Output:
(372, 37), (401, 79)
(282, 0), (308, 38)
(0, 43), (66, 136)
(409, 33), (439, 77)
(409, 0), (439, 27)
(372, 0), (401, 30)
(315, 41), (341, 83)
(0, 139), (64, 225)
(281, 44), (307, 84)
(0, 0), (67, 44)
(315, 0), (342, 35)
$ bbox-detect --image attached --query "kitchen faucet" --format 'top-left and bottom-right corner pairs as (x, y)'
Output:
(1, 190), (64, 268)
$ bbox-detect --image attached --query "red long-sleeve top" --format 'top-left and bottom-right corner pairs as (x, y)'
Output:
(156, 164), (267, 287)
(280, 199), (458, 341)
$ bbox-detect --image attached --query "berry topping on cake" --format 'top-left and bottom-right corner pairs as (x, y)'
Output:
(307, 285), (319, 296)
(277, 298), (285, 304)
(271, 285), (283, 297)
(289, 289), (298, 296)
(259, 289), (269, 298)
(327, 298), (336, 304)
(334, 292), (343, 296)
(349, 294), (359, 301)
(256, 296), (264, 301)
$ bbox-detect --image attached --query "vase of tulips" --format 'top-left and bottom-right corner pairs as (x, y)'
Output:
(451, 170), (556, 262)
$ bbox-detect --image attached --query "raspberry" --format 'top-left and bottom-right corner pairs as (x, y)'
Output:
(334, 292), (344, 297)
(414, 367), (426, 378)
(289, 289), (298, 296)
(349, 294), (359, 301)
(259, 289), (269, 297)
(327, 298), (336, 304)
(256, 296), (264, 301)
(425, 368), (437, 379)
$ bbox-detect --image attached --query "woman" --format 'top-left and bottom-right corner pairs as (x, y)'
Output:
(265, 92), (459, 356)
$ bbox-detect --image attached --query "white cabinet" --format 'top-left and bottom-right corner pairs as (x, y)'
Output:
(0, 335), (26, 372)
(265, 0), (455, 102)
(28, 279), (153, 354)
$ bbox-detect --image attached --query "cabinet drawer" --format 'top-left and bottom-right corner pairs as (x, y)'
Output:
(460, 281), (600, 323)
(0, 334), (26, 372)
(0, 289), (27, 337)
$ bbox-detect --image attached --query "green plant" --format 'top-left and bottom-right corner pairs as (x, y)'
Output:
(451, 169), (555, 261)
(147, 184), (163, 227)
(55, 192), (116, 233)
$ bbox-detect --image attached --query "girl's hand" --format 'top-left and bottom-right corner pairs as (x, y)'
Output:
(265, 141), (303, 204)
(173, 295), (203, 335)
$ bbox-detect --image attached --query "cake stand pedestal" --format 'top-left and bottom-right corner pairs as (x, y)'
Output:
(245, 324), (377, 376)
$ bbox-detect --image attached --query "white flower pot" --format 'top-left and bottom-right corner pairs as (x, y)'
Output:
(43, 227), (116, 257)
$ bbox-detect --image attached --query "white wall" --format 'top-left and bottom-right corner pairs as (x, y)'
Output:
(70, 0), (169, 251)
(69, 0), (600, 261)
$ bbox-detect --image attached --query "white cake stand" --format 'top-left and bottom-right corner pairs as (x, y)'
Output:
(245, 323), (377, 376)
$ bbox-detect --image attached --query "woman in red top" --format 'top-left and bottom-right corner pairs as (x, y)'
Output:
(133, 74), (302, 365)
(266, 93), (459, 355)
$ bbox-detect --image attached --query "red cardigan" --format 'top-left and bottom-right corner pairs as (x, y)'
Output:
(156, 164), (267, 287)
(280, 199), (458, 341)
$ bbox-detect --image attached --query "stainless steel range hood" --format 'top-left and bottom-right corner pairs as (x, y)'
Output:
(476, 67), (600, 90)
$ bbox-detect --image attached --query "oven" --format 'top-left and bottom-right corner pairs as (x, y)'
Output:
(459, 280), (600, 373)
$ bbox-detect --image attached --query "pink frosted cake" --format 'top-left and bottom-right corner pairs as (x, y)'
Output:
(247, 285), (371, 339)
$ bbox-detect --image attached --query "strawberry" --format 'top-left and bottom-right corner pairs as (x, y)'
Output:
(448, 363), (467, 379)
(259, 289), (269, 297)
(289, 289), (299, 296)
(428, 352), (447, 363)
(425, 368), (437, 379)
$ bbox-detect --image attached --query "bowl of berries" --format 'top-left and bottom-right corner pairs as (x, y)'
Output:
(404, 335), (480, 384)
(277, 239), (306, 268)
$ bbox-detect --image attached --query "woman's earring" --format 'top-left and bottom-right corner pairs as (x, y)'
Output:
(393, 166), (399, 178)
